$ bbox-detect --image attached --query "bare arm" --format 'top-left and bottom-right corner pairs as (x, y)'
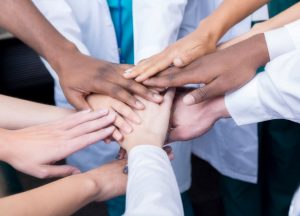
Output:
(0, 0), (76, 69)
(0, 95), (73, 129)
(220, 2), (300, 49)
(0, 160), (127, 216)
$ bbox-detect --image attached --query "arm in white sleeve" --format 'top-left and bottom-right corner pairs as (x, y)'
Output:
(133, 0), (187, 63)
(225, 50), (300, 125)
(125, 145), (183, 216)
(264, 19), (300, 60)
(32, 0), (90, 79)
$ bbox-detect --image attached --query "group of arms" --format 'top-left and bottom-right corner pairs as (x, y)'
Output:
(1, 0), (300, 215)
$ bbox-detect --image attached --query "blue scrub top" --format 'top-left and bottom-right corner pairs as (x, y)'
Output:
(107, 0), (134, 64)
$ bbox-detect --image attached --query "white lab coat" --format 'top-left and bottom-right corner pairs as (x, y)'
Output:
(133, 0), (268, 183)
(32, 0), (191, 193)
(125, 145), (184, 216)
(226, 19), (300, 125)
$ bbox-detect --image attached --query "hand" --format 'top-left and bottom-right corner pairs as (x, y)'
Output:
(120, 89), (176, 152)
(54, 52), (163, 110)
(144, 34), (270, 105)
(0, 110), (116, 179)
(87, 94), (142, 142)
(170, 89), (229, 141)
(84, 159), (127, 202)
(123, 27), (217, 82)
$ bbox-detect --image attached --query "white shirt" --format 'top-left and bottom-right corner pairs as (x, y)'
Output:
(134, 0), (268, 183)
(126, 145), (183, 216)
(226, 19), (300, 125)
(33, 0), (191, 193)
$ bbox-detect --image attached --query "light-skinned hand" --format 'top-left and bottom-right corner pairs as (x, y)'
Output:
(144, 34), (270, 105)
(120, 89), (176, 152)
(123, 28), (217, 82)
(170, 89), (229, 141)
(0, 109), (116, 179)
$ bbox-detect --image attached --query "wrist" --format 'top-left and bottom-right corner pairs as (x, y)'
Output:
(76, 173), (102, 203)
(125, 137), (163, 153)
(45, 41), (79, 75)
(198, 16), (227, 45)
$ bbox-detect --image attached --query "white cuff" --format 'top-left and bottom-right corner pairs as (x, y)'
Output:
(285, 19), (300, 50)
(264, 27), (296, 61)
(225, 73), (270, 125)
(128, 145), (167, 165)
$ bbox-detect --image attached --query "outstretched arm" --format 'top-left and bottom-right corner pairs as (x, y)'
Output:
(0, 159), (127, 216)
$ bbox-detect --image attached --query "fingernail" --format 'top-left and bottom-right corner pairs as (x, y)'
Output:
(135, 76), (144, 82)
(72, 169), (81, 175)
(173, 57), (184, 66)
(135, 101), (145, 109)
(153, 93), (163, 102)
(81, 109), (91, 113)
(104, 126), (115, 133)
(183, 94), (195, 105)
(133, 116), (142, 124)
(123, 126), (133, 134)
(123, 69), (133, 77)
(96, 109), (109, 115)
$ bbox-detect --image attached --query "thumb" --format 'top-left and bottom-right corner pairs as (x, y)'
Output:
(183, 81), (219, 105)
(65, 90), (91, 111)
(36, 165), (81, 179)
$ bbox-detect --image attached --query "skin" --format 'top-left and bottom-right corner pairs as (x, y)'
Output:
(144, 34), (270, 105)
(0, 95), (117, 178)
(120, 89), (175, 152)
(124, 0), (268, 81)
(170, 89), (229, 141)
(0, 159), (127, 216)
(0, 0), (162, 110)
(219, 2), (300, 49)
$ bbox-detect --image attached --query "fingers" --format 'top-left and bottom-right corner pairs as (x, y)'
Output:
(111, 99), (141, 124)
(61, 109), (109, 130)
(65, 90), (91, 111)
(112, 129), (123, 142)
(92, 81), (145, 110)
(125, 80), (163, 103)
(68, 111), (116, 137)
(123, 54), (173, 82)
(113, 111), (133, 134)
(183, 80), (219, 105)
(143, 66), (191, 88)
(70, 126), (116, 153)
(34, 165), (80, 179)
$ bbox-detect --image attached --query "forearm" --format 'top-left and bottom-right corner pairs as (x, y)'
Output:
(198, 0), (268, 43)
(254, 2), (300, 33)
(0, 174), (98, 216)
(0, 95), (74, 129)
(0, 0), (78, 69)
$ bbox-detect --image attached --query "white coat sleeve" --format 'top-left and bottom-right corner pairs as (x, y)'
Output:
(264, 19), (300, 60)
(133, 0), (187, 63)
(125, 145), (183, 216)
(225, 50), (300, 125)
(32, 0), (90, 80)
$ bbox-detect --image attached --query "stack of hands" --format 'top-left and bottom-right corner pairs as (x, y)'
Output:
(0, 23), (269, 202)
